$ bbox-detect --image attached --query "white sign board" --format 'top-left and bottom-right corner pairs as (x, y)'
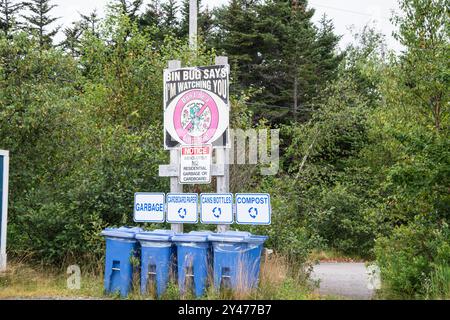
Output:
(200, 193), (233, 224)
(235, 193), (271, 225)
(134, 193), (165, 223)
(180, 145), (211, 184)
(163, 65), (230, 149)
(166, 193), (198, 223)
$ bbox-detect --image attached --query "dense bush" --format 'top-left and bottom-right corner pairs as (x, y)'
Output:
(375, 217), (449, 298)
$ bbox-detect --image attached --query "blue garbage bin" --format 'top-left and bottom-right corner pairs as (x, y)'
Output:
(208, 233), (268, 291)
(171, 231), (212, 298)
(135, 230), (175, 297)
(101, 227), (143, 297)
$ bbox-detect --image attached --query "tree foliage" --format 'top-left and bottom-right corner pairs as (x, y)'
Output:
(0, 0), (448, 299)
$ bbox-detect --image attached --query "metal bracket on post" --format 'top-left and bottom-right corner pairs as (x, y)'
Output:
(215, 56), (230, 233)
(0, 150), (9, 272)
(167, 60), (183, 234)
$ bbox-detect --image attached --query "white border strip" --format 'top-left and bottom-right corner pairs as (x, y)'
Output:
(0, 150), (9, 271)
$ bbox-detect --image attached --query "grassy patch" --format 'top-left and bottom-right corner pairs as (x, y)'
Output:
(1, 253), (314, 300)
(0, 260), (104, 299)
(308, 249), (367, 263)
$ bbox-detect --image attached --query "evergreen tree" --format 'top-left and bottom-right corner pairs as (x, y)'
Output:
(138, 0), (165, 44)
(60, 21), (83, 57)
(212, 0), (261, 94)
(161, 0), (178, 35)
(139, 0), (161, 29)
(212, 0), (342, 123)
(22, 0), (59, 48)
(113, 0), (143, 21)
(0, 0), (22, 37)
(80, 9), (100, 36)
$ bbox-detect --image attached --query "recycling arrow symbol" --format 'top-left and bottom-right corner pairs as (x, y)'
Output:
(213, 207), (222, 218)
(178, 207), (187, 219)
(248, 207), (258, 219)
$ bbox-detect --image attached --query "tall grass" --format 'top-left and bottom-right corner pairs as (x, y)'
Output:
(1, 252), (312, 300)
(425, 264), (450, 300)
(0, 257), (104, 298)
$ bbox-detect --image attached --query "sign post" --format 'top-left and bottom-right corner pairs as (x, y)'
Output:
(167, 60), (184, 234)
(214, 56), (230, 233)
(0, 150), (9, 272)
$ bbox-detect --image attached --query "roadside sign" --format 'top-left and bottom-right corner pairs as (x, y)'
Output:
(180, 145), (212, 184)
(235, 193), (271, 225)
(133, 193), (165, 223)
(166, 193), (198, 223)
(200, 193), (233, 224)
(163, 65), (230, 149)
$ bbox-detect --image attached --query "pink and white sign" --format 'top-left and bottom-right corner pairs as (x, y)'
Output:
(164, 65), (229, 149)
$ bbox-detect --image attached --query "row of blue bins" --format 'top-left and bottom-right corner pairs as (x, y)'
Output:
(100, 227), (268, 298)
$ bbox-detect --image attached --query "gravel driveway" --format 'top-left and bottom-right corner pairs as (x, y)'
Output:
(311, 262), (376, 300)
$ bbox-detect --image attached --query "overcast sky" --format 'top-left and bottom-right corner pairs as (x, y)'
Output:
(51, 0), (402, 51)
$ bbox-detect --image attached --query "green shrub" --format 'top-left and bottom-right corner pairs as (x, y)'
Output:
(375, 216), (450, 299)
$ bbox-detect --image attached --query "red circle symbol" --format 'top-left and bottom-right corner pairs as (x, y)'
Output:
(173, 90), (219, 144)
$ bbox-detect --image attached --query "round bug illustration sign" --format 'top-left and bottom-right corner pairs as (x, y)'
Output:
(164, 65), (230, 149)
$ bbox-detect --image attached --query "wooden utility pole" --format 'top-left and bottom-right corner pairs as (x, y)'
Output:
(189, 0), (197, 51)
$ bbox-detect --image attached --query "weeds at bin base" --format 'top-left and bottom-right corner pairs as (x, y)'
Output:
(128, 253), (312, 300)
(1, 253), (312, 300)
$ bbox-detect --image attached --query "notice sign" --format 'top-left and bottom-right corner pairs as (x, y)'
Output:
(200, 193), (233, 224)
(134, 193), (165, 223)
(235, 193), (271, 225)
(180, 145), (212, 184)
(163, 65), (230, 149)
(166, 193), (198, 223)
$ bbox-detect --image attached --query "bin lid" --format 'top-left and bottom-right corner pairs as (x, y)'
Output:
(101, 226), (143, 239)
(208, 234), (268, 244)
(149, 229), (176, 236)
(136, 231), (173, 242)
(221, 231), (251, 238)
(248, 235), (269, 243)
(172, 233), (209, 243)
(188, 230), (214, 236)
(207, 234), (248, 243)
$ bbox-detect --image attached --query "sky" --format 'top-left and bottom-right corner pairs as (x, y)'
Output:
(50, 0), (402, 51)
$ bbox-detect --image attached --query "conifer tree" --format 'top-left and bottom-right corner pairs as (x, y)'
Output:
(0, 0), (22, 36)
(212, 0), (342, 123)
(60, 21), (82, 57)
(139, 0), (161, 29)
(114, 0), (143, 21)
(80, 9), (100, 36)
(22, 0), (59, 48)
(161, 0), (178, 35)
(212, 0), (261, 94)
